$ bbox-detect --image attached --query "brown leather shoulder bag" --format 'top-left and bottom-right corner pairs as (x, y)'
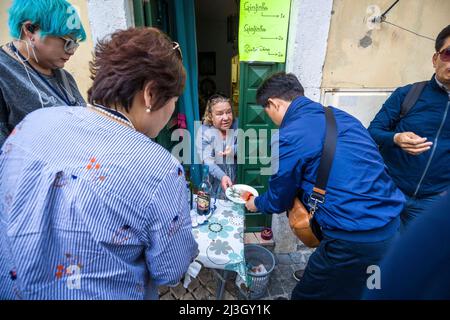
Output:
(287, 106), (337, 248)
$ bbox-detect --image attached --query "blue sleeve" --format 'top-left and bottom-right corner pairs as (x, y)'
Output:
(368, 88), (405, 148)
(144, 165), (198, 286)
(254, 134), (303, 214)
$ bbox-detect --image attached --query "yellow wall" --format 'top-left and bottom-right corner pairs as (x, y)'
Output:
(0, 1), (12, 45)
(0, 0), (94, 99)
(322, 0), (450, 89)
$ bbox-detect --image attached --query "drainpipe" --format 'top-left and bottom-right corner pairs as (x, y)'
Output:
(133, 0), (145, 27)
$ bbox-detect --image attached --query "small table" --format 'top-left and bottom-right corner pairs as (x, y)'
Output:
(190, 198), (248, 299)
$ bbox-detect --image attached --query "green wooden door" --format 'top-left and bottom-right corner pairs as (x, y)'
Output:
(238, 62), (285, 232)
(133, 0), (170, 33)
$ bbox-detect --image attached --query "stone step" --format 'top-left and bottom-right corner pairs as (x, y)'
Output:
(244, 232), (275, 248)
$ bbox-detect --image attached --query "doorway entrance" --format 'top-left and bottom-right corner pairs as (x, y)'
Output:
(132, 0), (286, 231)
(195, 0), (239, 119)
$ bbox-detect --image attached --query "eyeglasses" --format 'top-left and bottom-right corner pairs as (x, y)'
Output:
(437, 46), (450, 62)
(172, 41), (183, 62)
(59, 36), (80, 54)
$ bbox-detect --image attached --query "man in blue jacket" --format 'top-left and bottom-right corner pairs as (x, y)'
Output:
(245, 72), (405, 300)
(368, 25), (450, 229)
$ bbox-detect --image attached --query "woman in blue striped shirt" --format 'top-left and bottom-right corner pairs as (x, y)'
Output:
(0, 27), (198, 300)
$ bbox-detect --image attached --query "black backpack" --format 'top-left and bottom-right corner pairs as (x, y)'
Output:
(399, 81), (428, 118)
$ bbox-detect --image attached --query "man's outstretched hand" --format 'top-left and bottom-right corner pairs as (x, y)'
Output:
(245, 196), (257, 212)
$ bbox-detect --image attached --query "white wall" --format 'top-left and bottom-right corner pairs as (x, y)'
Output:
(322, 0), (450, 89)
(285, 0), (333, 102)
(87, 0), (134, 44)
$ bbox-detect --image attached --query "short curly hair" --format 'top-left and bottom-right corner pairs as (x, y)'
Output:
(202, 94), (233, 126)
(88, 27), (186, 112)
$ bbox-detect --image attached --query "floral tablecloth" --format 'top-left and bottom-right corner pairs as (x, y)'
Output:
(191, 198), (248, 285)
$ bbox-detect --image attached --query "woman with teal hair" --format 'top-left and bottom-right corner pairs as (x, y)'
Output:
(0, 0), (87, 146)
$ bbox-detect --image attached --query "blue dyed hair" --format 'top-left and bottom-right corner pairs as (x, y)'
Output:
(8, 0), (86, 41)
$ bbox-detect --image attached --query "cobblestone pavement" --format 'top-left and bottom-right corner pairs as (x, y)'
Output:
(158, 245), (315, 300)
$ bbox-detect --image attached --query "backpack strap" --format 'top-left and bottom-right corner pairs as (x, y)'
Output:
(56, 69), (77, 106)
(400, 81), (428, 118)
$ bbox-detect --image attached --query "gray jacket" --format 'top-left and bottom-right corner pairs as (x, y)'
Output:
(196, 120), (238, 197)
(0, 45), (85, 146)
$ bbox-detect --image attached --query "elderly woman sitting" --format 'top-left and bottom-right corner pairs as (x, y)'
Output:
(196, 94), (238, 197)
(0, 27), (197, 300)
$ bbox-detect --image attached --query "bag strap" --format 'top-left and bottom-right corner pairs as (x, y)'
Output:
(400, 81), (427, 119)
(56, 69), (77, 106)
(309, 106), (338, 209)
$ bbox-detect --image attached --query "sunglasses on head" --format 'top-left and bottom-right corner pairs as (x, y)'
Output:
(59, 36), (80, 54)
(208, 93), (226, 101)
(437, 46), (450, 62)
(207, 93), (230, 105)
(172, 41), (183, 62)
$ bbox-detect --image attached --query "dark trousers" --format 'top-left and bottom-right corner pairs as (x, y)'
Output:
(291, 235), (396, 300)
(401, 192), (446, 231)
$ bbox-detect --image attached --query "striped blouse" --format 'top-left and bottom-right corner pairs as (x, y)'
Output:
(0, 106), (198, 300)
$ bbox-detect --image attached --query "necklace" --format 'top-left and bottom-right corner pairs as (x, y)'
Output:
(89, 104), (136, 130)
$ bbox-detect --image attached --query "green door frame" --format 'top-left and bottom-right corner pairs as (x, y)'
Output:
(237, 62), (285, 231)
(132, 0), (146, 27)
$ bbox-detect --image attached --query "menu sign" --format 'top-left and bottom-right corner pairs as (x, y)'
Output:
(239, 0), (291, 62)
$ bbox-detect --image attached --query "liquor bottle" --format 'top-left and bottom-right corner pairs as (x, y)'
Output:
(196, 165), (212, 216)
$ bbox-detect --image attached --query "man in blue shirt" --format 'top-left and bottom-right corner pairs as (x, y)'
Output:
(245, 72), (405, 300)
(368, 25), (450, 229)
